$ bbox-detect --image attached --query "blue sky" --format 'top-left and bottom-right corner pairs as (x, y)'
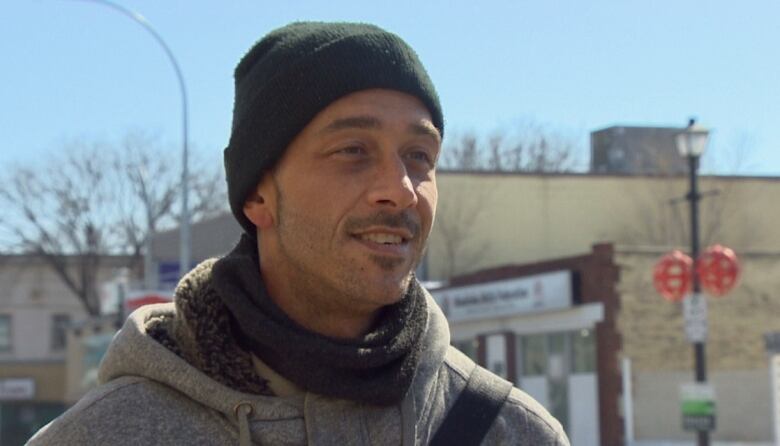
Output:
(2, 0), (778, 174)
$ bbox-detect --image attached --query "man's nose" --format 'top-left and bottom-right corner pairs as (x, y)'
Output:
(366, 155), (418, 209)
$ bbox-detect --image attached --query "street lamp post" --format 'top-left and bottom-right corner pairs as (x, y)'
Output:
(676, 118), (711, 446)
(73, 0), (191, 283)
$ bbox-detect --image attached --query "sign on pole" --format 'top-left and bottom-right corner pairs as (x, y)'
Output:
(770, 354), (780, 446)
(683, 293), (708, 343)
(680, 383), (716, 432)
(765, 332), (780, 446)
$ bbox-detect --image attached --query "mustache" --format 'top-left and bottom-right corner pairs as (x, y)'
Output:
(344, 211), (421, 238)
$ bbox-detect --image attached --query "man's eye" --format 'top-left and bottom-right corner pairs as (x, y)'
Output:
(406, 150), (433, 165)
(337, 146), (366, 155)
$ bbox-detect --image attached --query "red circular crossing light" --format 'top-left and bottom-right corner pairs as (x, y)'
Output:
(697, 244), (740, 297)
(653, 250), (693, 302)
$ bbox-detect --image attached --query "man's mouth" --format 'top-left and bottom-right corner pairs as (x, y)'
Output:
(344, 211), (420, 243)
(350, 229), (414, 258)
(358, 232), (405, 245)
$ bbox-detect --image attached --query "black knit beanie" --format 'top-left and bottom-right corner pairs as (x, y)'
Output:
(224, 21), (444, 235)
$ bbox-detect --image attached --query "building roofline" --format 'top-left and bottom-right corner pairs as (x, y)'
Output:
(152, 211), (235, 239)
(437, 169), (780, 181)
(614, 244), (780, 258)
(590, 124), (686, 133)
(0, 253), (135, 266)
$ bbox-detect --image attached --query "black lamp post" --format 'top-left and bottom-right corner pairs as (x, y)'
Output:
(73, 0), (191, 283)
(676, 118), (711, 446)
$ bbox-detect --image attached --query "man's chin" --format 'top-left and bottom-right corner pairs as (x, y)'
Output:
(351, 256), (417, 303)
(369, 254), (408, 271)
(364, 274), (414, 304)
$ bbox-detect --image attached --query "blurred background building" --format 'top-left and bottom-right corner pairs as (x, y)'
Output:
(591, 126), (688, 175)
(0, 254), (132, 444)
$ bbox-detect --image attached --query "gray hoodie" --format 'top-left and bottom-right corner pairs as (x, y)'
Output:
(29, 293), (568, 445)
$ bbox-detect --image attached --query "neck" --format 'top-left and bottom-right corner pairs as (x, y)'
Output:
(258, 244), (380, 340)
(265, 279), (379, 339)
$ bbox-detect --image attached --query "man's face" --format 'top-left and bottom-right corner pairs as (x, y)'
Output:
(248, 89), (440, 316)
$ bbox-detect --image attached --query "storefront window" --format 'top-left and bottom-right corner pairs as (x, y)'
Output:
(546, 332), (569, 430)
(521, 334), (546, 376)
(548, 378), (569, 432)
(570, 328), (596, 373)
(547, 333), (567, 379)
(0, 402), (66, 445)
(515, 329), (595, 436)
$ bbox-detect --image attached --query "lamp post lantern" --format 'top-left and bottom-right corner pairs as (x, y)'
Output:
(676, 118), (711, 446)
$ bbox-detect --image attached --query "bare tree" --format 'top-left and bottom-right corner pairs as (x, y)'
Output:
(700, 131), (758, 175)
(432, 122), (582, 279)
(114, 133), (229, 260)
(0, 132), (228, 315)
(614, 133), (764, 249)
(439, 121), (582, 173)
(434, 187), (492, 278)
(0, 142), (116, 314)
(112, 133), (180, 264)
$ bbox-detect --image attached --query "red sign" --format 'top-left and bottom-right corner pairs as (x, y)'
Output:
(697, 245), (740, 296)
(125, 291), (172, 312)
(653, 250), (693, 302)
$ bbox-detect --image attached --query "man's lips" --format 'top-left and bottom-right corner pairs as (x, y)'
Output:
(343, 211), (420, 242)
(352, 227), (413, 243)
(350, 228), (414, 256)
(360, 233), (404, 244)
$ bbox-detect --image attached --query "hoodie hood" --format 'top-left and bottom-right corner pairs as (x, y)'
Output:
(98, 302), (305, 421)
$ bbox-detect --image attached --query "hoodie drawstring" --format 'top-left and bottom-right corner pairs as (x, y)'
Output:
(234, 402), (254, 446)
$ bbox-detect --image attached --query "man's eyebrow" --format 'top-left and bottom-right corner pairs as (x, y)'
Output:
(408, 122), (441, 143)
(319, 116), (381, 134)
(319, 116), (441, 142)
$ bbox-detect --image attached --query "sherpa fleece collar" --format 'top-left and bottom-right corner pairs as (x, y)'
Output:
(147, 258), (272, 395)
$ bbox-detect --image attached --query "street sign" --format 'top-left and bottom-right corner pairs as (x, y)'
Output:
(158, 261), (198, 289)
(770, 354), (780, 446)
(680, 382), (716, 432)
(767, 333), (780, 446)
(683, 293), (708, 343)
(125, 290), (173, 312)
(766, 332), (780, 354)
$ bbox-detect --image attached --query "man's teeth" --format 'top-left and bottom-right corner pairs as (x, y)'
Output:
(360, 233), (403, 245)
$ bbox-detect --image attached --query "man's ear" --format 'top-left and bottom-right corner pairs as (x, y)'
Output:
(243, 176), (275, 230)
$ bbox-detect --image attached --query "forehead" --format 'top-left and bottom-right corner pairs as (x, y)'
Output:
(306, 89), (440, 140)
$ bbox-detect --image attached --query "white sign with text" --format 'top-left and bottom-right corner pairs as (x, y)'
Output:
(683, 293), (708, 343)
(433, 270), (573, 323)
(771, 354), (780, 446)
(0, 378), (35, 400)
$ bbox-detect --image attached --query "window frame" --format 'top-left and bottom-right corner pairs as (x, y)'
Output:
(0, 314), (12, 353)
(50, 313), (71, 352)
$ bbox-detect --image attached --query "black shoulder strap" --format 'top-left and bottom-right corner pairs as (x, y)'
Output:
(429, 365), (514, 446)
